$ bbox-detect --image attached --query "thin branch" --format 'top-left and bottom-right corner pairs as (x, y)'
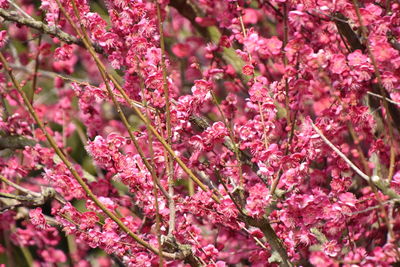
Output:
(0, 134), (36, 150)
(0, 192), (37, 201)
(310, 120), (400, 200)
(0, 8), (103, 54)
(260, 0), (283, 17)
(29, 35), (42, 104)
(7, 0), (33, 20)
(155, 1), (175, 242)
(0, 175), (40, 197)
(10, 63), (86, 82)
(241, 226), (268, 250)
(138, 63), (171, 255)
(367, 91), (400, 106)
(0, 175), (66, 210)
(310, 121), (370, 181)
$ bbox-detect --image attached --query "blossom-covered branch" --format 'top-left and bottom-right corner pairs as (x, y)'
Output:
(1, 0), (400, 266)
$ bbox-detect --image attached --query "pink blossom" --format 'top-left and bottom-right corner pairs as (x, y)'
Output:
(347, 50), (369, 66)
(248, 77), (269, 102)
(40, 248), (67, 263)
(243, 9), (259, 24)
(246, 184), (271, 217)
(330, 54), (347, 74)
(242, 64), (254, 76)
(0, 31), (8, 49)
(195, 17), (216, 27)
(323, 240), (341, 257)
(172, 43), (191, 58)
(263, 36), (283, 55)
(192, 79), (212, 100)
(40, 0), (59, 25)
(0, 0), (9, 9)
(29, 208), (48, 230)
(391, 172), (400, 193)
(54, 44), (74, 61)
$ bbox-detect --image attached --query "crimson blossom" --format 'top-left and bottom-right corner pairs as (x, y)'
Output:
(1, 0), (400, 266)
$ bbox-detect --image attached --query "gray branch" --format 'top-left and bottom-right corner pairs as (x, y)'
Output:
(0, 134), (36, 149)
(0, 8), (103, 54)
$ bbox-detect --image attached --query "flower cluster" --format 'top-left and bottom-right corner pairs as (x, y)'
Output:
(1, 0), (400, 266)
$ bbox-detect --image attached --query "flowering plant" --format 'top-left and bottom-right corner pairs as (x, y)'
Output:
(1, 0), (400, 266)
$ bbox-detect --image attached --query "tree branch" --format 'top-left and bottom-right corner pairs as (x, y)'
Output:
(0, 8), (103, 54)
(333, 11), (400, 131)
(0, 174), (65, 213)
(310, 120), (400, 200)
(245, 216), (293, 267)
(0, 134), (36, 150)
